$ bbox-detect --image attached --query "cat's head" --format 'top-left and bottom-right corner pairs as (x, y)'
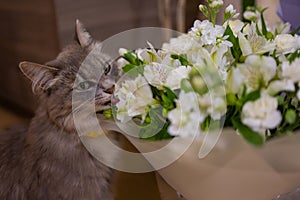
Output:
(19, 20), (119, 132)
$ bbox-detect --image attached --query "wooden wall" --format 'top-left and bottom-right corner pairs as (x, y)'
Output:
(0, 0), (161, 113)
(54, 0), (161, 47)
(0, 0), (60, 112)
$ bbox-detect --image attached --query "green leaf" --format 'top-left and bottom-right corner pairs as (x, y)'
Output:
(290, 26), (300, 36)
(161, 94), (174, 110)
(288, 50), (300, 63)
(122, 64), (136, 73)
(139, 107), (165, 139)
(224, 25), (242, 62)
(232, 118), (264, 146)
(139, 107), (173, 141)
(163, 86), (176, 102)
(241, 89), (261, 104)
(122, 64), (144, 76)
(276, 95), (285, 105)
(260, 8), (268, 37)
(201, 116), (211, 131)
(122, 51), (137, 64)
(256, 23), (263, 36)
(151, 86), (162, 98)
(226, 93), (237, 105)
(171, 54), (190, 66)
(285, 109), (297, 124)
(122, 51), (144, 65)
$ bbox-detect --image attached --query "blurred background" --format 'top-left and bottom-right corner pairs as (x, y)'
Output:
(0, 0), (281, 199)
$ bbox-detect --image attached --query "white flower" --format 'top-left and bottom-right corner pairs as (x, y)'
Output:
(297, 89), (300, 101)
(162, 34), (201, 54)
(115, 75), (153, 122)
(168, 91), (203, 137)
(190, 20), (213, 43)
(275, 34), (300, 54)
(211, 44), (231, 79)
(224, 4), (239, 20)
(282, 58), (300, 83)
(241, 94), (282, 134)
(198, 93), (226, 120)
(144, 63), (170, 89)
(160, 53), (182, 68)
(190, 20), (227, 47)
(165, 66), (191, 90)
(144, 62), (191, 91)
(267, 79), (295, 95)
(237, 55), (277, 91)
(272, 22), (291, 35)
(118, 48), (128, 56)
(187, 47), (210, 66)
(136, 42), (164, 63)
(238, 24), (275, 56)
(228, 20), (244, 37)
(116, 57), (129, 70)
(226, 67), (243, 94)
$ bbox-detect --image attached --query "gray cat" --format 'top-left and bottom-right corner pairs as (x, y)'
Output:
(0, 20), (119, 200)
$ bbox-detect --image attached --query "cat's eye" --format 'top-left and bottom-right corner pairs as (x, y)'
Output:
(104, 63), (111, 75)
(76, 81), (95, 91)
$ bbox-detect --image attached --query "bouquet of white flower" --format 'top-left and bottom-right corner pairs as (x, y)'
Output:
(105, 0), (300, 146)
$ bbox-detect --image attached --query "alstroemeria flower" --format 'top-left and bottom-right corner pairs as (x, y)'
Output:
(198, 93), (226, 120)
(144, 63), (170, 89)
(282, 58), (300, 83)
(115, 75), (153, 122)
(168, 91), (203, 137)
(226, 67), (244, 94)
(237, 55), (277, 91)
(238, 24), (275, 56)
(162, 34), (201, 54)
(241, 93), (282, 134)
(144, 62), (191, 90)
(228, 20), (244, 37)
(267, 79), (295, 95)
(272, 22), (291, 35)
(165, 66), (191, 90)
(275, 34), (300, 54)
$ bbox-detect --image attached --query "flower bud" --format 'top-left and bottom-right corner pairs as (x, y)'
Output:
(209, 0), (223, 9)
(199, 4), (209, 18)
(224, 4), (239, 21)
(285, 109), (297, 124)
(243, 11), (259, 21)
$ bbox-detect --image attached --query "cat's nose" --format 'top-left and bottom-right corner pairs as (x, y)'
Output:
(105, 85), (115, 94)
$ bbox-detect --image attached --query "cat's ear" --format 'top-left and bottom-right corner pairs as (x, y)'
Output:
(19, 61), (58, 93)
(75, 19), (93, 47)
